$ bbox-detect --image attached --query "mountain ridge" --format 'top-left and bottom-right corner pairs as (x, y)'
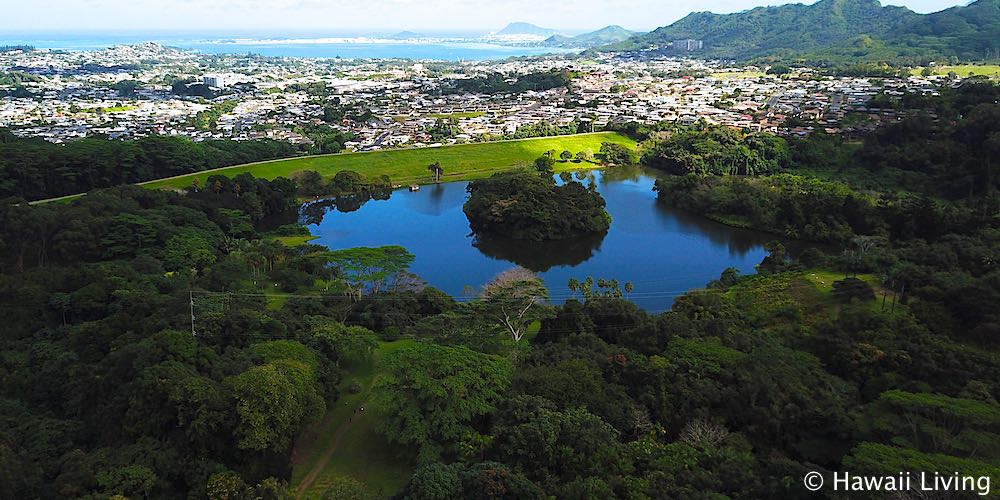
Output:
(600, 0), (1000, 62)
(495, 22), (560, 37)
(544, 25), (636, 48)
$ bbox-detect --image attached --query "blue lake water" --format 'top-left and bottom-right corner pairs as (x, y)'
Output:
(1, 32), (576, 61)
(303, 169), (787, 312)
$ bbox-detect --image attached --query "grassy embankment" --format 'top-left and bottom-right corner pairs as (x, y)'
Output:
(32, 132), (635, 205)
(290, 339), (417, 499)
(141, 132), (636, 191)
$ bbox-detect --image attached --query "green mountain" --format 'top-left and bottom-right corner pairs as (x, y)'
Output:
(889, 0), (1000, 60)
(601, 0), (1000, 62)
(544, 25), (636, 48)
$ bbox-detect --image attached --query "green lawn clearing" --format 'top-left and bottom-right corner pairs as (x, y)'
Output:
(910, 64), (1000, 78)
(709, 71), (767, 80)
(425, 111), (485, 119)
(291, 340), (418, 499)
(141, 132), (636, 190)
(271, 235), (319, 247)
(726, 269), (902, 328)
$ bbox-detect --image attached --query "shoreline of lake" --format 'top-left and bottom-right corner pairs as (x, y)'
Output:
(302, 167), (816, 311)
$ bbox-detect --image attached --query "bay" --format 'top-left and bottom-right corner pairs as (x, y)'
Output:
(1, 32), (576, 60)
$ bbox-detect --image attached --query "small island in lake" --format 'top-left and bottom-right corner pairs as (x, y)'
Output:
(463, 171), (611, 241)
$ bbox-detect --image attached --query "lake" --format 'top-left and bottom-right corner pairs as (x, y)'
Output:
(303, 168), (787, 312)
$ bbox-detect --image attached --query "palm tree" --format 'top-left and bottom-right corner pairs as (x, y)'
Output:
(222, 235), (238, 254)
(244, 251), (266, 279)
(265, 241), (285, 270)
(234, 238), (251, 254)
(581, 276), (594, 300)
(427, 162), (443, 182)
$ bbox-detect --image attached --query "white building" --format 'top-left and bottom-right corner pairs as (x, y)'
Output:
(203, 73), (246, 89)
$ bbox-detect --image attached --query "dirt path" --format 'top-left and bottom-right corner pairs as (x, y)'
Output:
(295, 405), (367, 499)
(291, 344), (410, 498)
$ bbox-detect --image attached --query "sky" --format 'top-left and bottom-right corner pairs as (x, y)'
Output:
(0, 0), (972, 33)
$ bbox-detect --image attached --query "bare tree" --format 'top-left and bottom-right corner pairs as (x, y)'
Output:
(392, 270), (427, 293)
(479, 266), (550, 342)
(847, 235), (878, 277)
(629, 404), (654, 439)
(679, 418), (730, 448)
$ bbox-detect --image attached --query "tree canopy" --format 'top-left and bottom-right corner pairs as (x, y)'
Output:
(373, 343), (513, 461)
(463, 171), (611, 241)
(0, 132), (298, 200)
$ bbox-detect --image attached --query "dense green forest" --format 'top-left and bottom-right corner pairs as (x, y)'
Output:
(650, 79), (1000, 243)
(601, 0), (1000, 63)
(1, 83), (999, 499)
(463, 171), (611, 240)
(641, 125), (790, 176)
(0, 131), (299, 201)
(444, 70), (571, 95)
(0, 71), (44, 87)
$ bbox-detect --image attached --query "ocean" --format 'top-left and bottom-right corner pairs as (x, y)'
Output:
(1, 31), (578, 61)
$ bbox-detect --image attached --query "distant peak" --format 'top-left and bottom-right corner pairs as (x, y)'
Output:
(817, 0), (883, 5)
(388, 31), (424, 40)
(496, 22), (559, 36)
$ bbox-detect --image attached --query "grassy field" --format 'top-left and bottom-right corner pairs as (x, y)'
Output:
(80, 105), (137, 113)
(909, 64), (1000, 78)
(425, 111), (485, 119)
(725, 268), (901, 327)
(792, 164), (932, 197)
(709, 71), (767, 80)
(803, 269), (904, 314)
(141, 132), (636, 191)
(272, 235), (319, 247)
(291, 340), (417, 499)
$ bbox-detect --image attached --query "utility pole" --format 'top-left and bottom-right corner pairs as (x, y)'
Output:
(190, 290), (196, 337)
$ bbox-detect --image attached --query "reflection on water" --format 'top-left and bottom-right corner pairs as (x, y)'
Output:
(300, 189), (393, 225)
(657, 200), (771, 257)
(472, 230), (607, 272)
(405, 182), (467, 216)
(304, 168), (797, 311)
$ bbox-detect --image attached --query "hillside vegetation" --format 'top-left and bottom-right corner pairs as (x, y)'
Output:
(2, 79), (999, 500)
(602, 0), (1000, 63)
(544, 25), (636, 48)
(0, 132), (298, 202)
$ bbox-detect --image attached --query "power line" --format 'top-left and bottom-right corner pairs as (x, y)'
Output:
(189, 288), (698, 302)
(190, 290), (196, 338)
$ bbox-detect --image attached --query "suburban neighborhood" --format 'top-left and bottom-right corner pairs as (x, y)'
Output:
(1, 42), (944, 150)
